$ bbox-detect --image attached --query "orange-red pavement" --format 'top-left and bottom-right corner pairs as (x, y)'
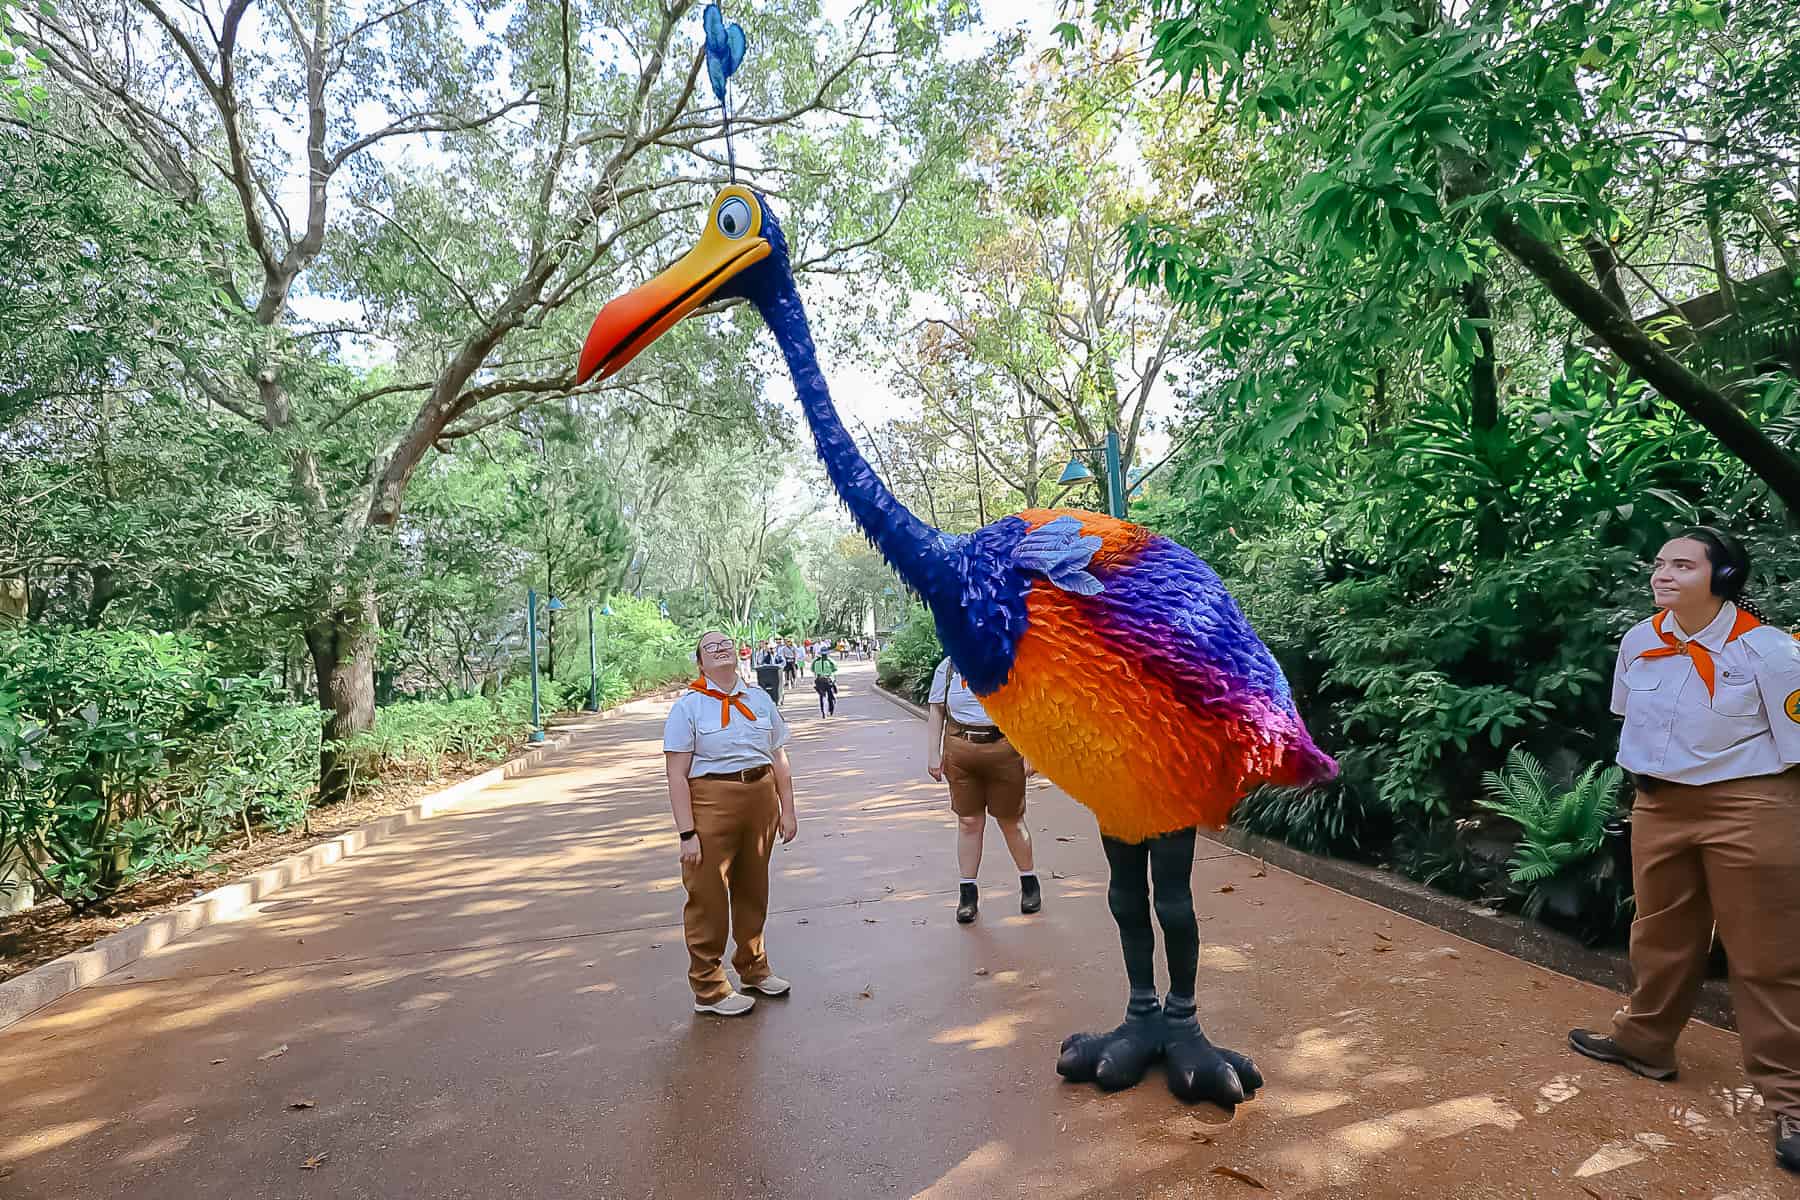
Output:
(0, 662), (1788, 1199)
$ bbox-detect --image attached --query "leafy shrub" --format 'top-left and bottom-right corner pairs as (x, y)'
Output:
(876, 605), (944, 704)
(589, 596), (692, 689)
(1477, 748), (1631, 942)
(1231, 751), (1390, 859)
(0, 628), (317, 911)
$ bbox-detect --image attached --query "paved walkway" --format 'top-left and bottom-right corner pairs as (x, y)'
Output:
(0, 662), (1788, 1198)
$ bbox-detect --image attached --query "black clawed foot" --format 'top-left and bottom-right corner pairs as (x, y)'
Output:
(1057, 1016), (1165, 1091)
(1164, 1029), (1260, 1109)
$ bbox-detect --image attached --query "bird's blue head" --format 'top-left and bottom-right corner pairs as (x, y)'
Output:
(576, 186), (792, 384)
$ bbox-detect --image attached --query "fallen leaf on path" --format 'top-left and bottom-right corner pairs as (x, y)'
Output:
(1375, 931), (1392, 942)
(973, 968), (989, 976)
(258, 1044), (289, 1061)
(912, 918), (927, 925)
(1050, 870), (1068, 879)
(883, 884), (895, 893)
(649, 943), (662, 949)
(857, 985), (874, 999)
(862, 917), (879, 924)
(288, 1100), (316, 1110)
(1579, 1187), (1602, 1199)
(1250, 863), (1267, 878)
(210, 1058), (225, 1065)
(1187, 1130), (1215, 1144)
(1372, 945), (1393, 953)
(1210, 1166), (1266, 1189)
(1217, 885), (1235, 894)
(1055, 835), (1076, 842)
(300, 1153), (328, 1171)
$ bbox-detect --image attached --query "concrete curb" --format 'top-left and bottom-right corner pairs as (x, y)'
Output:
(872, 682), (929, 721)
(0, 690), (682, 1032)
(871, 682), (1734, 1029)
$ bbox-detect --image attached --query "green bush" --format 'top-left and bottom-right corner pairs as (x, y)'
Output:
(876, 605), (944, 704)
(0, 628), (317, 912)
(1477, 747), (1631, 942)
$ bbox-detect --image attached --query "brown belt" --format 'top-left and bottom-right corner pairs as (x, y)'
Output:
(949, 725), (1005, 745)
(697, 765), (772, 784)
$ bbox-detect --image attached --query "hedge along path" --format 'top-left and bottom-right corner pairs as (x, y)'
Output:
(0, 688), (681, 1031)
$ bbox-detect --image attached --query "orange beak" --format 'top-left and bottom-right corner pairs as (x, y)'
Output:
(575, 203), (771, 384)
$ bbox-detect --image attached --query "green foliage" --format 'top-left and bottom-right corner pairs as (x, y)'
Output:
(1231, 772), (1390, 860)
(1477, 748), (1631, 940)
(875, 604), (945, 704)
(0, 629), (317, 912)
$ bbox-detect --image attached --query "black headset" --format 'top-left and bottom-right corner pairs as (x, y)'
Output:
(1677, 525), (1750, 599)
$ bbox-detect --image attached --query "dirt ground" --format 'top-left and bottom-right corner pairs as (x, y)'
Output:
(2, 749), (527, 982)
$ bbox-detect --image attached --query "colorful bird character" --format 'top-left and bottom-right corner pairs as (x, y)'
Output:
(573, 11), (1335, 1114)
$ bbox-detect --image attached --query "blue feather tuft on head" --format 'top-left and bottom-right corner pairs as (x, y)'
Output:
(702, 3), (748, 103)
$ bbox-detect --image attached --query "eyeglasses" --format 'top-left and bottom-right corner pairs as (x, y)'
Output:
(699, 641), (735, 653)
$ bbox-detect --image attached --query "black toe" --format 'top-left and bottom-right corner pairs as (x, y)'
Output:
(1164, 1033), (1255, 1108)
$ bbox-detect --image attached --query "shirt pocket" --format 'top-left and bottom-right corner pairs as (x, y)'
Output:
(1622, 660), (1666, 692)
(1710, 680), (1763, 719)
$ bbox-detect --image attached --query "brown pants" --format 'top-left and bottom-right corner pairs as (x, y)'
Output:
(943, 726), (1027, 821)
(681, 773), (779, 1004)
(1611, 770), (1800, 1116)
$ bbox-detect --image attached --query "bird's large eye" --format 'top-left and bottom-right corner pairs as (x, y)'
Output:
(716, 196), (753, 239)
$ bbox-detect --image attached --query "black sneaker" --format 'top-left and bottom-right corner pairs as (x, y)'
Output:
(1020, 874), (1042, 914)
(1567, 1029), (1678, 1081)
(956, 883), (978, 924)
(1777, 1113), (1799, 1174)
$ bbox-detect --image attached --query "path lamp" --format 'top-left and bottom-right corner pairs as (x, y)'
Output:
(1058, 430), (1144, 520)
(588, 602), (614, 712)
(526, 588), (545, 743)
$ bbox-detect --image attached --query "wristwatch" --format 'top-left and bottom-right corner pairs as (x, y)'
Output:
(679, 829), (698, 841)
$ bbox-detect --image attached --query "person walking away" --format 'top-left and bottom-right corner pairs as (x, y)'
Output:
(925, 656), (1040, 923)
(664, 631), (800, 1017)
(1567, 527), (1800, 1174)
(811, 647), (839, 717)
(782, 637), (800, 688)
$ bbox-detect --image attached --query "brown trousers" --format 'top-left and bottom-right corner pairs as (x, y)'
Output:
(943, 725), (1027, 821)
(681, 773), (780, 1004)
(1611, 769), (1800, 1116)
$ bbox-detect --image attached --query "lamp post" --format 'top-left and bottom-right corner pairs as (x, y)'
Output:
(1060, 429), (1138, 519)
(525, 588), (544, 743)
(588, 601), (614, 712)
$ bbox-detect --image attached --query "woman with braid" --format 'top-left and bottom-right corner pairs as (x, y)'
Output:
(1569, 527), (1800, 1174)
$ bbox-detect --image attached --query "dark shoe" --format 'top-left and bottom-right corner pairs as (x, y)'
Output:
(1020, 874), (1042, 914)
(1568, 1029), (1677, 1081)
(1777, 1114), (1800, 1174)
(956, 883), (978, 924)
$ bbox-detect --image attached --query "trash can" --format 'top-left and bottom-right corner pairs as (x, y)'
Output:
(755, 663), (784, 705)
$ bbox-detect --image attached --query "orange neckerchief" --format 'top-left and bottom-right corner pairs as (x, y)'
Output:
(1636, 607), (1761, 698)
(690, 678), (756, 726)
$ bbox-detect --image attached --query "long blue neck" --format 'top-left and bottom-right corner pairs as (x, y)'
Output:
(756, 283), (955, 597)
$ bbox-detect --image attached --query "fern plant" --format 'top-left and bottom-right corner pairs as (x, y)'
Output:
(1477, 747), (1629, 936)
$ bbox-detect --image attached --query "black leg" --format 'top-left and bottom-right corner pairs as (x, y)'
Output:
(1149, 829), (1199, 998)
(1056, 836), (1165, 1091)
(1149, 828), (1263, 1108)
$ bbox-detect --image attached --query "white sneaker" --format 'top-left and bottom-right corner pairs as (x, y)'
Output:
(693, 991), (756, 1016)
(743, 974), (791, 996)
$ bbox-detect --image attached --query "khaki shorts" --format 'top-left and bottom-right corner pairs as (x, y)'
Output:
(944, 729), (1027, 821)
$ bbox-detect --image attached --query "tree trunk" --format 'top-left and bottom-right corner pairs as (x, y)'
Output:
(1493, 210), (1800, 513)
(306, 591), (379, 806)
(1462, 275), (1507, 558)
